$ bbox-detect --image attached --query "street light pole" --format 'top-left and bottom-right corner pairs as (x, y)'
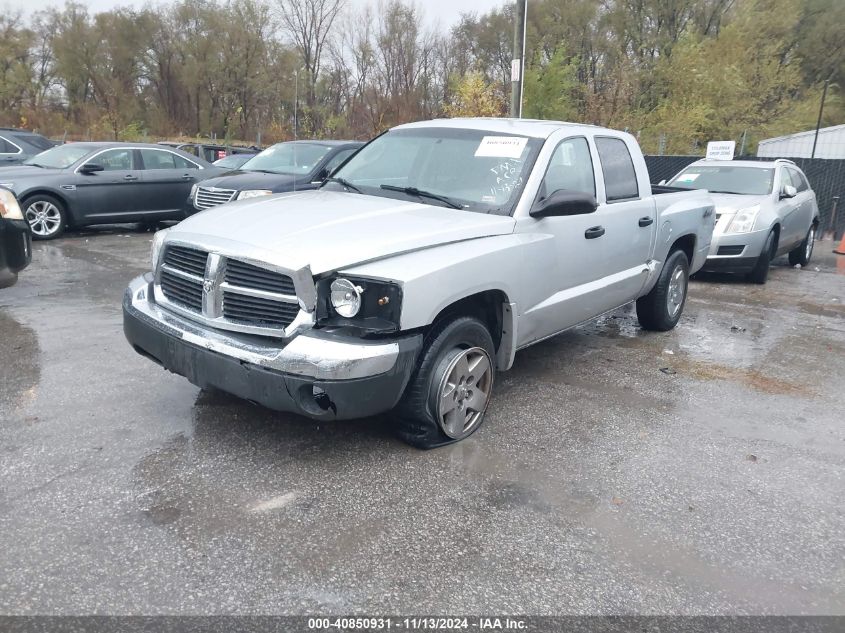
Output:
(811, 79), (829, 159)
(510, 0), (527, 118)
(293, 70), (299, 141)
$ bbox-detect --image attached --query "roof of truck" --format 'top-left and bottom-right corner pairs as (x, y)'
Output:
(394, 118), (603, 139)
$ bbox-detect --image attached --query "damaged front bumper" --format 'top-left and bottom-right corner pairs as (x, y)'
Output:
(123, 273), (422, 420)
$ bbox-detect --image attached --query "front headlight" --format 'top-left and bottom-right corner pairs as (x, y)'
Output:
(190, 183), (198, 199)
(316, 276), (403, 332)
(726, 205), (760, 234)
(236, 189), (273, 200)
(150, 228), (170, 270)
(0, 188), (23, 220)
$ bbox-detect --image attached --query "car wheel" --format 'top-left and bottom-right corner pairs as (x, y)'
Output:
(747, 230), (776, 284)
(395, 316), (496, 449)
(636, 249), (690, 332)
(788, 225), (815, 267)
(24, 195), (66, 240)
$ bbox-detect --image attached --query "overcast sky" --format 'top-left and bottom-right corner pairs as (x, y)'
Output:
(5, 0), (507, 28)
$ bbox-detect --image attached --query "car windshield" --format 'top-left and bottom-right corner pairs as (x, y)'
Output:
(668, 165), (774, 195)
(214, 154), (251, 168)
(327, 127), (543, 214)
(24, 144), (91, 168)
(239, 143), (331, 175)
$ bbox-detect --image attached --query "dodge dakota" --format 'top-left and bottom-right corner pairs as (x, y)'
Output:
(123, 118), (715, 448)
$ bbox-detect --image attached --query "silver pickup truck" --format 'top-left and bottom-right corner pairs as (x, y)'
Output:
(123, 119), (715, 448)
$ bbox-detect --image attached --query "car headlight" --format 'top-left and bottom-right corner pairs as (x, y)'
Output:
(236, 189), (273, 200)
(0, 188), (23, 220)
(725, 205), (760, 234)
(316, 276), (403, 332)
(190, 183), (198, 199)
(150, 228), (170, 270)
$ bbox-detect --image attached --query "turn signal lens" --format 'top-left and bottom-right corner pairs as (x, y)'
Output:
(0, 188), (23, 221)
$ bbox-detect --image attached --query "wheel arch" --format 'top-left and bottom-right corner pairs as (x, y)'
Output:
(19, 188), (75, 225)
(669, 233), (696, 263)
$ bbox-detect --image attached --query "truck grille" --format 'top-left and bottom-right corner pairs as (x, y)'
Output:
(194, 186), (237, 210)
(157, 244), (302, 335)
(224, 259), (296, 295)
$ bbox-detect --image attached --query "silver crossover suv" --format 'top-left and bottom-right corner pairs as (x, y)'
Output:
(665, 159), (819, 283)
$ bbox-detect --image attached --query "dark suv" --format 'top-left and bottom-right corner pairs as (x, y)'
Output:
(0, 128), (56, 166)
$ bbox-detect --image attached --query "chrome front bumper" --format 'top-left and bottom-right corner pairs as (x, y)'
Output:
(123, 273), (422, 419)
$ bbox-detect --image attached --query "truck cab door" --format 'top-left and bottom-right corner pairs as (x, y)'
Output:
(775, 167), (803, 248)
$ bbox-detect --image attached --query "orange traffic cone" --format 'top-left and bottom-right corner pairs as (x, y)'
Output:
(835, 232), (845, 256)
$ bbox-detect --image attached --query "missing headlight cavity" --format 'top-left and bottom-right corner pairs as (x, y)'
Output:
(312, 386), (336, 414)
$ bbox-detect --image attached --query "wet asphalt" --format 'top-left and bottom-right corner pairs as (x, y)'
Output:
(1, 226), (844, 615)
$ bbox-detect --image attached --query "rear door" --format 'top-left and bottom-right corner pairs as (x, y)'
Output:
(0, 136), (23, 165)
(138, 148), (202, 216)
(75, 148), (144, 220)
(787, 166), (814, 240)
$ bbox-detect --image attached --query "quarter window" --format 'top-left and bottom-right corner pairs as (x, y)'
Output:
(140, 149), (198, 170)
(0, 137), (20, 154)
(788, 167), (808, 192)
(595, 137), (639, 201)
(96, 149), (134, 171)
(538, 137), (595, 199)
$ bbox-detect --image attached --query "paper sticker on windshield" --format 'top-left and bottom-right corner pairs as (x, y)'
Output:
(677, 173), (700, 183)
(475, 136), (528, 159)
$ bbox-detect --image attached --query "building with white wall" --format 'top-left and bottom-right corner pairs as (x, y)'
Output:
(756, 124), (845, 159)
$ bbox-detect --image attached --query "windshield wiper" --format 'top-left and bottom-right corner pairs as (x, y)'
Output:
(379, 185), (463, 210)
(324, 176), (362, 194)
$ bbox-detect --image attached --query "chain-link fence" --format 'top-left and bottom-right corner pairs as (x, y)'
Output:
(644, 155), (845, 240)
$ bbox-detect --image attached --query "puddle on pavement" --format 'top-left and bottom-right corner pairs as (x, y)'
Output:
(0, 309), (41, 415)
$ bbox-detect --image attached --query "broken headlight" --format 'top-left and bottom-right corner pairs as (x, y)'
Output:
(316, 276), (402, 333)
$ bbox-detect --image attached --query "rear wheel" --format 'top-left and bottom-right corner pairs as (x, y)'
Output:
(788, 225), (815, 267)
(747, 230), (776, 284)
(636, 249), (689, 331)
(395, 316), (496, 449)
(24, 194), (66, 240)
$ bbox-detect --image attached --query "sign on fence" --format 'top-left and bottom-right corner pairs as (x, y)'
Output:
(706, 141), (736, 160)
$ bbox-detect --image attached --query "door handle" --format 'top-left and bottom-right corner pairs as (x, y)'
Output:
(585, 226), (605, 239)
(124, 175), (139, 181)
(638, 216), (654, 227)
(181, 174), (192, 179)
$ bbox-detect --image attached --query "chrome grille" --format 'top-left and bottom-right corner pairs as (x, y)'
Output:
(163, 245), (208, 277)
(222, 292), (300, 328)
(160, 269), (203, 311)
(194, 186), (237, 210)
(224, 259), (296, 295)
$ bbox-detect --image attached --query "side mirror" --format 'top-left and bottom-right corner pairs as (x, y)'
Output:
(311, 168), (328, 185)
(658, 179), (667, 186)
(79, 163), (104, 174)
(780, 184), (797, 199)
(530, 189), (598, 218)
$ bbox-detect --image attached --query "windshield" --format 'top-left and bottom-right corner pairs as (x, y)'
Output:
(328, 128), (543, 214)
(214, 154), (251, 168)
(24, 144), (91, 168)
(668, 165), (774, 195)
(239, 143), (331, 175)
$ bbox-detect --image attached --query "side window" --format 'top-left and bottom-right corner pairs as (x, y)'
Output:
(778, 167), (794, 192)
(96, 149), (134, 171)
(538, 137), (595, 199)
(174, 154), (199, 169)
(595, 137), (639, 201)
(788, 167), (808, 192)
(140, 149), (177, 170)
(0, 137), (19, 154)
(323, 148), (356, 175)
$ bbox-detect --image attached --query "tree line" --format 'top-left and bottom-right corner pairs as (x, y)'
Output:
(0, 0), (842, 154)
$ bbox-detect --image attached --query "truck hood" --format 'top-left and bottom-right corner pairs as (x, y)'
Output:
(170, 189), (516, 274)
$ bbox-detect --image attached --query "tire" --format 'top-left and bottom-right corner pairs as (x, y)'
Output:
(395, 316), (496, 449)
(636, 249), (690, 332)
(747, 230), (775, 284)
(23, 194), (67, 240)
(788, 225), (815, 267)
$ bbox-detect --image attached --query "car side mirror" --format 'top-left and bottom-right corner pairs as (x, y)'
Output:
(311, 168), (329, 185)
(658, 179), (667, 186)
(79, 163), (104, 174)
(780, 184), (797, 199)
(530, 189), (598, 218)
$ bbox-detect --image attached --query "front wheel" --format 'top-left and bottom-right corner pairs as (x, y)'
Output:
(788, 225), (815, 267)
(395, 316), (496, 449)
(24, 194), (67, 240)
(636, 249), (690, 331)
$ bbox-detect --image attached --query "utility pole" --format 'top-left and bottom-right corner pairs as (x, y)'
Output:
(811, 79), (829, 159)
(510, 0), (527, 118)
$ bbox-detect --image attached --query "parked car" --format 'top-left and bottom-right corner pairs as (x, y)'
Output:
(0, 128), (56, 166)
(123, 118), (714, 448)
(0, 188), (32, 288)
(663, 158), (820, 283)
(158, 142), (257, 164)
(0, 142), (223, 240)
(212, 153), (256, 169)
(188, 140), (362, 213)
